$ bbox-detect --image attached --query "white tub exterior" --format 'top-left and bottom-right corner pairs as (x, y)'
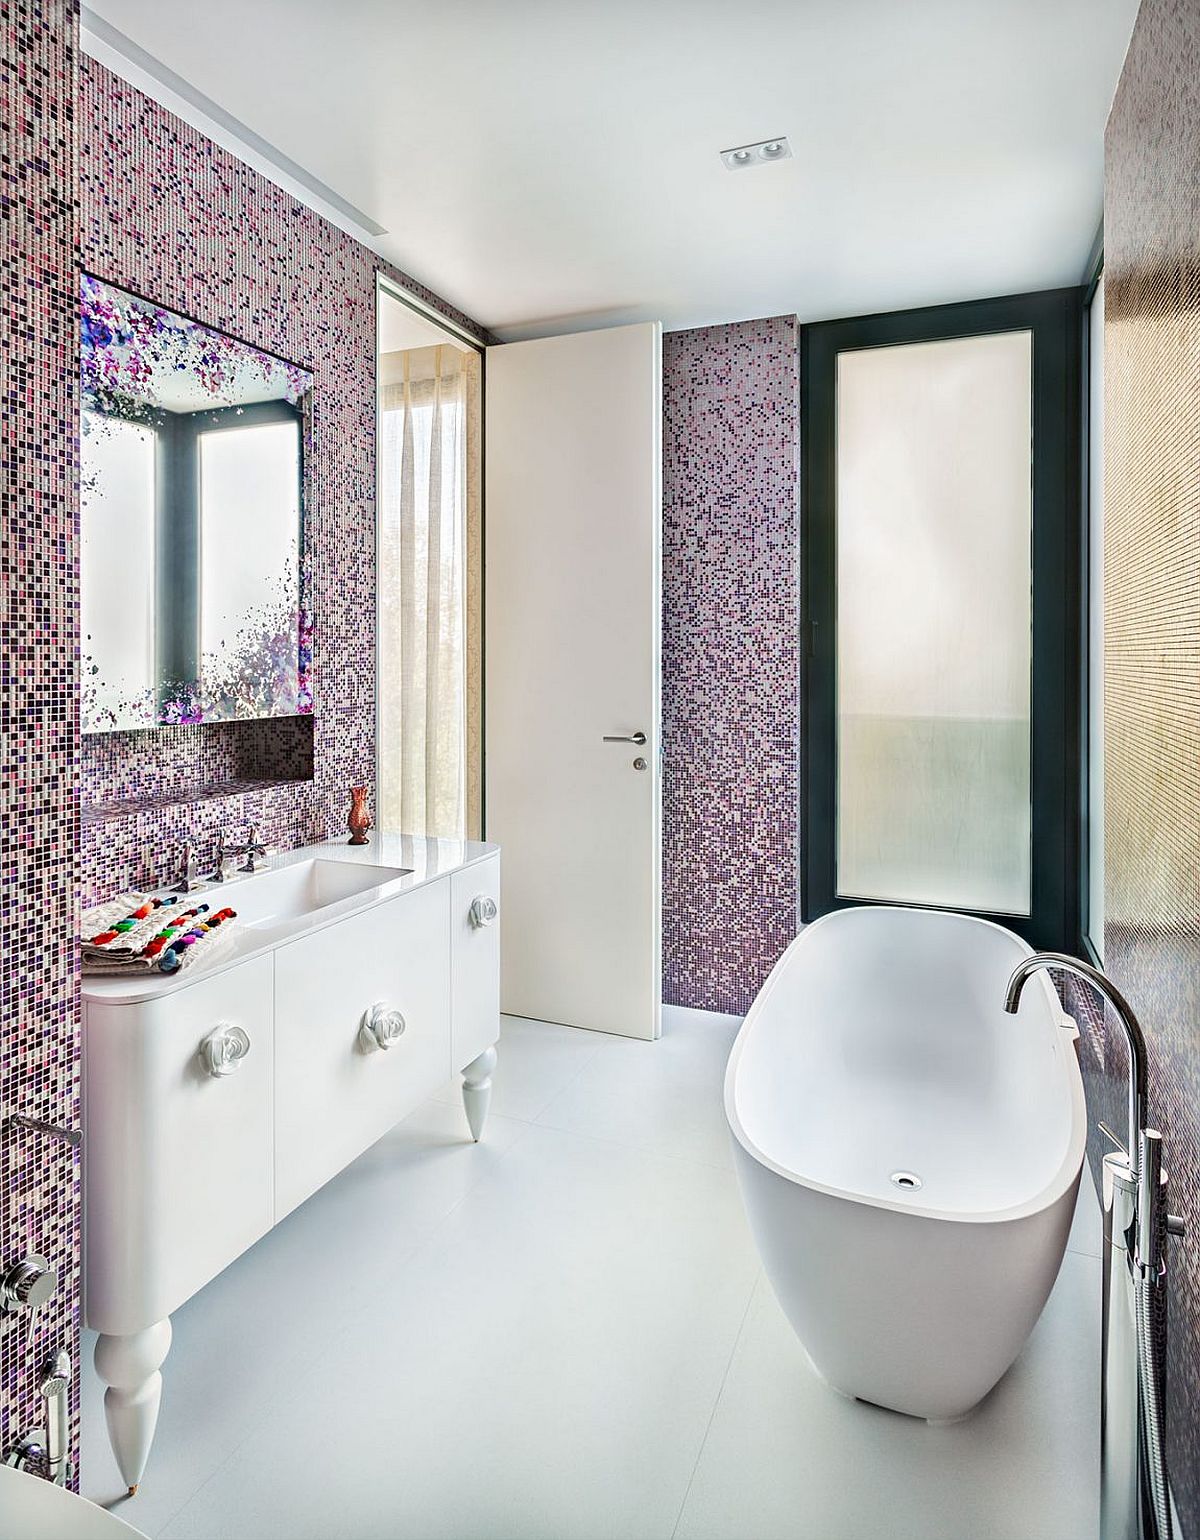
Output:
(724, 905), (1087, 1421)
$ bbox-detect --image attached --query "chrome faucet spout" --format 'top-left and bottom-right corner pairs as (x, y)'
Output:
(1003, 951), (1148, 1185)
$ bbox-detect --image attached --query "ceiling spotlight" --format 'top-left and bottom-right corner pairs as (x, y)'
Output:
(720, 137), (793, 171)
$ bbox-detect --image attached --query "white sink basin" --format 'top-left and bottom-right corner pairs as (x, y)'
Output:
(0, 1466), (147, 1538)
(216, 858), (413, 929)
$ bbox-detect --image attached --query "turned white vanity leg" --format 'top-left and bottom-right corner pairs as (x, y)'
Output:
(94, 1317), (172, 1496)
(461, 1045), (498, 1142)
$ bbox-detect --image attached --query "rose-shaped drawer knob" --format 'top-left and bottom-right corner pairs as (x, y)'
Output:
(199, 1022), (251, 1078)
(359, 1001), (406, 1053)
(469, 895), (498, 929)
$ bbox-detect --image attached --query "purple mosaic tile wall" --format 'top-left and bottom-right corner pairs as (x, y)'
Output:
(662, 317), (800, 1015)
(78, 58), (488, 903)
(1, 0), (82, 1482)
(1097, 0), (1200, 1526)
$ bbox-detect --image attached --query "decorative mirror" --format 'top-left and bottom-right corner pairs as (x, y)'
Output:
(80, 275), (314, 732)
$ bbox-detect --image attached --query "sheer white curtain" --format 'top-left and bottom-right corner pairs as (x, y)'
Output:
(379, 344), (467, 837)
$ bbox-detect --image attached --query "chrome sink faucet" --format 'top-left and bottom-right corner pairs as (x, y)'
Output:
(232, 824), (268, 874)
(172, 838), (203, 894)
(210, 831), (229, 883)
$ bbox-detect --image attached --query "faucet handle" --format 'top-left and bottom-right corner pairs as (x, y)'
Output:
(239, 824), (269, 873)
(171, 837), (203, 893)
(1, 1254), (58, 1347)
(210, 830), (228, 883)
(1098, 1120), (1129, 1158)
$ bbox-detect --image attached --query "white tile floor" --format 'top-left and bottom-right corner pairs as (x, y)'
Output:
(81, 1008), (1102, 1540)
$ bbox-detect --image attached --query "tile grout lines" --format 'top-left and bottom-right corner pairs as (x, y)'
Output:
(670, 1271), (763, 1540)
(147, 1110), (542, 1539)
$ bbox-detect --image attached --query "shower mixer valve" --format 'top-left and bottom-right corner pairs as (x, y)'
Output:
(1, 1253), (58, 1345)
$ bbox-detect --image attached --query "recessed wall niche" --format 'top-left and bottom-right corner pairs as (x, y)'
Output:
(81, 715), (316, 819)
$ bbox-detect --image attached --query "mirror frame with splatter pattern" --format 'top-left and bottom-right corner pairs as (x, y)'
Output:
(80, 274), (314, 733)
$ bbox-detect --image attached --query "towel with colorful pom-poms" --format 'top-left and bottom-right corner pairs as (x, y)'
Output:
(82, 893), (240, 976)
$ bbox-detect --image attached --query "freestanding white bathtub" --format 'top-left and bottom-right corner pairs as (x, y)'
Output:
(725, 905), (1087, 1422)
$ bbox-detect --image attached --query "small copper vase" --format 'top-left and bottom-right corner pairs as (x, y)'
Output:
(347, 786), (372, 846)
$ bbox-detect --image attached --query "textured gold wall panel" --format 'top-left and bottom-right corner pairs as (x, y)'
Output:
(1101, 0), (1200, 1528)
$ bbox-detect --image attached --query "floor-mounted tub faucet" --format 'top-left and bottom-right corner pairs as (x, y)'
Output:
(1004, 954), (1147, 1203)
(1003, 951), (1180, 1540)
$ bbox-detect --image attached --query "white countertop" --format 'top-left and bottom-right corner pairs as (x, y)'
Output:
(82, 833), (498, 1006)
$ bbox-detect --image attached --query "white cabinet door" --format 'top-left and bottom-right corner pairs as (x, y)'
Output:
(274, 881), (451, 1219)
(451, 855), (501, 1071)
(485, 323), (661, 1039)
(83, 956), (275, 1336)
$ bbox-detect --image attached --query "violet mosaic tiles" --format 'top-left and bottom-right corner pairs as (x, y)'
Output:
(78, 55), (488, 903)
(1, 0), (82, 1483)
(1, 16), (488, 1482)
(662, 317), (800, 1015)
(1099, 0), (1200, 1524)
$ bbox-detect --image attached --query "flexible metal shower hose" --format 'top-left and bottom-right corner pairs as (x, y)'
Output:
(1136, 1216), (1172, 1540)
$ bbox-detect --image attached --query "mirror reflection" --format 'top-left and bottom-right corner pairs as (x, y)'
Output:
(80, 275), (313, 732)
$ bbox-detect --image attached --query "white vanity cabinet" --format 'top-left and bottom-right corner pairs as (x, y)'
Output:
(82, 838), (500, 1496)
(83, 954), (276, 1338)
(274, 879), (452, 1218)
(452, 859), (501, 1069)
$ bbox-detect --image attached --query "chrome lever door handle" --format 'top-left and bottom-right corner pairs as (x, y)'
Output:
(603, 732), (646, 745)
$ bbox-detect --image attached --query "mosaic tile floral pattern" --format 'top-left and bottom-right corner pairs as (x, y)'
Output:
(0, 0), (81, 1484)
(662, 317), (800, 1014)
(79, 55), (488, 901)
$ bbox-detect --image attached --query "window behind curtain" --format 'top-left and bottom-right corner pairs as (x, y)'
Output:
(377, 344), (469, 838)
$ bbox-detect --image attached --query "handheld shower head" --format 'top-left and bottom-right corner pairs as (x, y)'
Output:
(39, 1348), (71, 1484)
(40, 1349), (71, 1399)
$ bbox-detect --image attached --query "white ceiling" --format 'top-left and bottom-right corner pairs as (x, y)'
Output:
(378, 290), (477, 355)
(84, 0), (1137, 342)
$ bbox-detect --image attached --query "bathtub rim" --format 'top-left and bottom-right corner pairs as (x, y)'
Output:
(724, 904), (1088, 1227)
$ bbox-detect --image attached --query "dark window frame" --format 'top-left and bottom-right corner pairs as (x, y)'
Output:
(800, 287), (1084, 951)
(177, 399), (305, 708)
(1080, 253), (1104, 965)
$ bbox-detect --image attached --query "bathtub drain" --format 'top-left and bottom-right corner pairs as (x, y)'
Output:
(890, 1170), (923, 1191)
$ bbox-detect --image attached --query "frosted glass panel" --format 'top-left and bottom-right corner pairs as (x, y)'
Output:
(836, 331), (1033, 914)
(80, 412), (156, 730)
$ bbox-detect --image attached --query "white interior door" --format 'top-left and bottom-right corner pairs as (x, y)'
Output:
(485, 322), (661, 1040)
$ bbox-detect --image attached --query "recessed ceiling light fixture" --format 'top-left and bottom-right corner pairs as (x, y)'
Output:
(720, 136), (793, 171)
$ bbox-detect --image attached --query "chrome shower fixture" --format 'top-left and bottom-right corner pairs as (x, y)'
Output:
(41, 1348), (72, 1486)
(1003, 952), (1182, 1540)
(2, 1346), (73, 1486)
